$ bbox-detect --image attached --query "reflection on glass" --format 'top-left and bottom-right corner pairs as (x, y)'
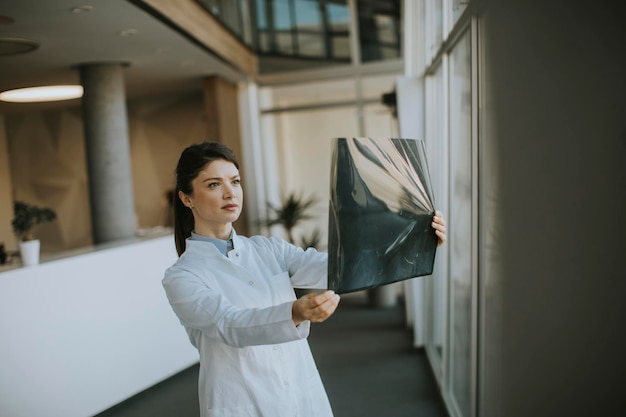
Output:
(449, 30), (472, 417)
(327, 137), (438, 294)
(294, 0), (323, 57)
(426, 0), (443, 58)
(255, 0), (351, 71)
(425, 63), (446, 366)
(451, 0), (468, 26)
(357, 0), (401, 62)
(434, 0), (443, 46)
(197, 0), (248, 44)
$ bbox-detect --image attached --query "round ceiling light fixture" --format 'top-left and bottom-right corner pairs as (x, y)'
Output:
(0, 85), (84, 103)
(0, 37), (39, 56)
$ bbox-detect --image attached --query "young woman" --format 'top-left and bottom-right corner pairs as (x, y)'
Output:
(162, 141), (446, 417)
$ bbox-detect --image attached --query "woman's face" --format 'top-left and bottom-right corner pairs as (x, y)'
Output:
(180, 159), (243, 238)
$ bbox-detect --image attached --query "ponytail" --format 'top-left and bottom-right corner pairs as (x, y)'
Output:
(173, 188), (193, 256)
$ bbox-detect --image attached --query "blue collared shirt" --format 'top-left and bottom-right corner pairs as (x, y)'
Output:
(190, 231), (234, 256)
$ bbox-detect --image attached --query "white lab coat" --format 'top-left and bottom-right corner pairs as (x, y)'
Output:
(162, 231), (334, 417)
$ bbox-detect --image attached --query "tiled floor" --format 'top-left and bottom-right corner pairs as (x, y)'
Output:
(96, 291), (448, 417)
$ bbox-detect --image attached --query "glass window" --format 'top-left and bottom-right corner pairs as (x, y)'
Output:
(357, 0), (401, 62)
(328, 3), (350, 59)
(294, 0), (323, 56)
(328, 3), (349, 27)
(272, 0), (295, 54)
(451, 0), (469, 28)
(256, 0), (268, 30)
(294, 0), (321, 27)
(197, 0), (248, 45)
(448, 29), (473, 417)
(255, 0), (352, 72)
(425, 0), (443, 60)
(424, 62), (446, 370)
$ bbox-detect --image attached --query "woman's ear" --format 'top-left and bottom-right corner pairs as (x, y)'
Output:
(178, 190), (193, 209)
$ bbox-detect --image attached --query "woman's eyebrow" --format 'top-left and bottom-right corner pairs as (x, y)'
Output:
(201, 175), (239, 183)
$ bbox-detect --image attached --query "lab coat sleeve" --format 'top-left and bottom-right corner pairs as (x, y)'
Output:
(162, 267), (309, 348)
(270, 238), (329, 289)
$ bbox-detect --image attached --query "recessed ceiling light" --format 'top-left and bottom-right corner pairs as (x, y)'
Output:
(0, 37), (39, 56)
(71, 5), (94, 13)
(0, 85), (84, 103)
(118, 28), (138, 37)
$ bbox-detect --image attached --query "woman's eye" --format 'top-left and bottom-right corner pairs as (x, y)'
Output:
(233, 179), (241, 185)
(208, 182), (220, 188)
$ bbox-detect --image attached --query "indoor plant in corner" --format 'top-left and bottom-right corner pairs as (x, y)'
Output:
(264, 192), (318, 247)
(11, 201), (56, 266)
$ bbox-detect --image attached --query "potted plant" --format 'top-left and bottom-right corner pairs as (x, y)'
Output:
(264, 192), (317, 247)
(11, 201), (56, 266)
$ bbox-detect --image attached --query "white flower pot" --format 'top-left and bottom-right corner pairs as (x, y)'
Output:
(19, 239), (40, 266)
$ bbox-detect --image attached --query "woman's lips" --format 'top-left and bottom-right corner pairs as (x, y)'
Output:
(222, 204), (238, 211)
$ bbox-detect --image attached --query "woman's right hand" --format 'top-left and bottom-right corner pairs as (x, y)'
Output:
(292, 290), (341, 326)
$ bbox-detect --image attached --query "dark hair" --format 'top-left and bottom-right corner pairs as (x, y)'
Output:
(174, 141), (239, 256)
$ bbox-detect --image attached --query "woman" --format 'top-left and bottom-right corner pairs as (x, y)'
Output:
(162, 142), (446, 417)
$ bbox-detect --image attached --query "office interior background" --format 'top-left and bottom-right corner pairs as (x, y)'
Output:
(1, 1), (625, 417)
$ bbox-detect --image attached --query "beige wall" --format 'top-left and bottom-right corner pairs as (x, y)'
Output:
(0, 92), (209, 254)
(3, 107), (90, 253)
(0, 115), (15, 251)
(202, 76), (249, 235)
(128, 93), (209, 229)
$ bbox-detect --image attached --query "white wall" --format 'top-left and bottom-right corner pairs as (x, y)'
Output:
(0, 236), (198, 417)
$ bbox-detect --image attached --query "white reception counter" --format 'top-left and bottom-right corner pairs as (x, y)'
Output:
(0, 235), (199, 417)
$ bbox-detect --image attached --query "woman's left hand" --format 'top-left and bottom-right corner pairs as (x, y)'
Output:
(432, 210), (447, 247)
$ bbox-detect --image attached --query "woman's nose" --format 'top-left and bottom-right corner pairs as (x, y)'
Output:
(223, 184), (234, 198)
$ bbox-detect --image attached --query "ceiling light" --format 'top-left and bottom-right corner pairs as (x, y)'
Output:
(118, 28), (138, 37)
(0, 85), (84, 103)
(71, 5), (94, 13)
(0, 37), (39, 56)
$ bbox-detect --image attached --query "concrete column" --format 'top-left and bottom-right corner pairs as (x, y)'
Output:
(79, 63), (135, 244)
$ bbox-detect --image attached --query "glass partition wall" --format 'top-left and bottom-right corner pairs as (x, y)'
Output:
(420, 2), (479, 417)
(447, 28), (474, 417)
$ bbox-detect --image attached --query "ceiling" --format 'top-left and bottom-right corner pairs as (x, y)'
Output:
(0, 0), (247, 114)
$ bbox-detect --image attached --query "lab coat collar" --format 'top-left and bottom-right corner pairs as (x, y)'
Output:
(184, 229), (243, 259)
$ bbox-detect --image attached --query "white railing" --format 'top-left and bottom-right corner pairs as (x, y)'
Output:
(0, 235), (198, 417)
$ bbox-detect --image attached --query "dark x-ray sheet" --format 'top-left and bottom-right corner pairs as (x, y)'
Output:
(327, 137), (438, 294)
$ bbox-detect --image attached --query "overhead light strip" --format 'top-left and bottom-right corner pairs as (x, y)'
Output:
(0, 85), (84, 103)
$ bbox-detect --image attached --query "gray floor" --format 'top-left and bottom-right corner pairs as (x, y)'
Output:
(95, 291), (448, 417)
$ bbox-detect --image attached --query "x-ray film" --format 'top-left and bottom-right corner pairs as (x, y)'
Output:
(327, 137), (438, 294)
